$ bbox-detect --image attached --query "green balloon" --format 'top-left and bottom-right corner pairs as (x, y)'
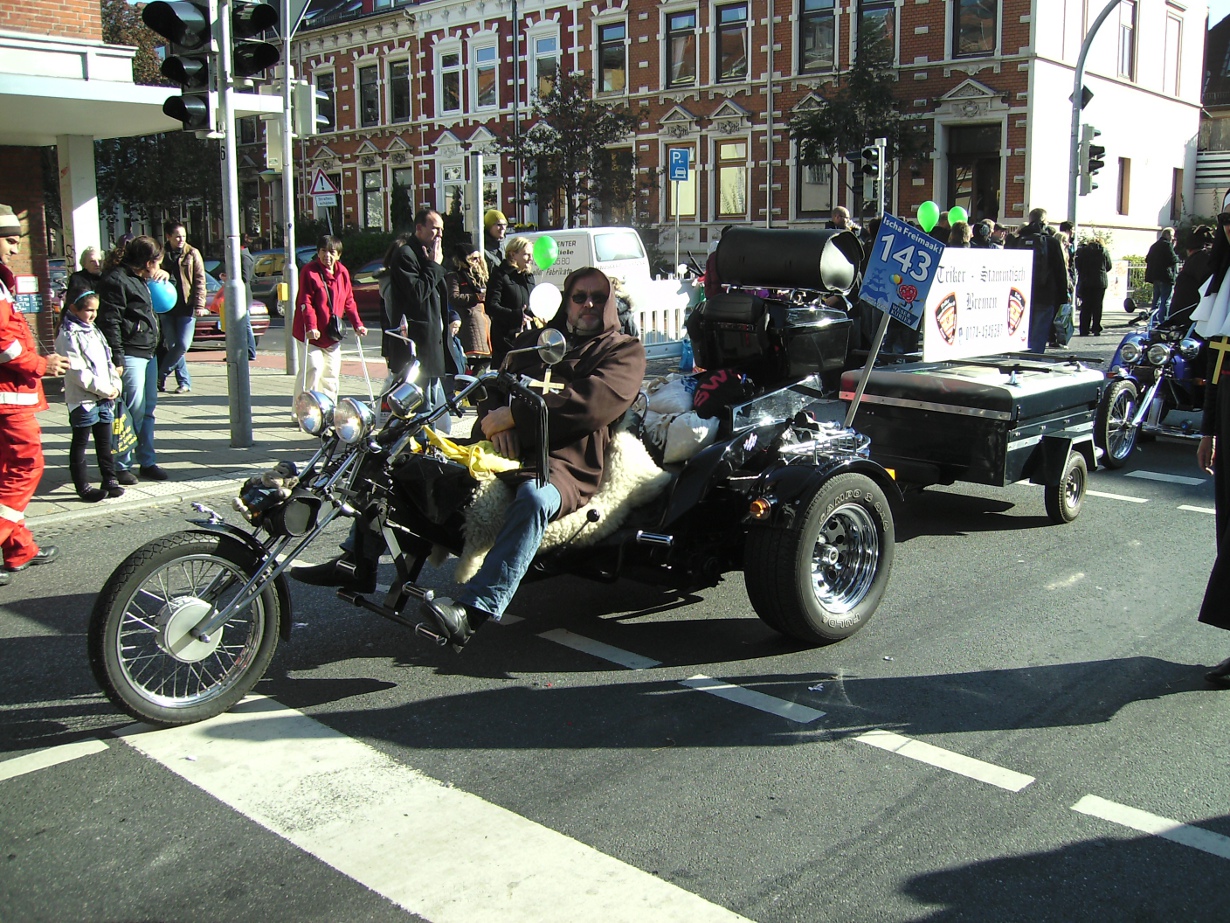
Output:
(917, 200), (940, 233)
(948, 206), (968, 225)
(532, 235), (559, 271)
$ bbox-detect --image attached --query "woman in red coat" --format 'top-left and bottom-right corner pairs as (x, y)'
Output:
(293, 235), (366, 401)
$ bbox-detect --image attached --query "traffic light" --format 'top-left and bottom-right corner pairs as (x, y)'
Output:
(294, 80), (330, 136)
(142, 0), (217, 132)
(1079, 123), (1105, 196)
(861, 143), (882, 206)
(231, 1), (279, 78)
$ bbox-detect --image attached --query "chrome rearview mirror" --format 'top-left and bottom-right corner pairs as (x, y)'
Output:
(536, 328), (567, 365)
(387, 381), (425, 419)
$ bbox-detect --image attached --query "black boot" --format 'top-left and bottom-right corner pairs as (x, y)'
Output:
(290, 555), (377, 593)
(420, 596), (488, 649)
(1206, 656), (1230, 686)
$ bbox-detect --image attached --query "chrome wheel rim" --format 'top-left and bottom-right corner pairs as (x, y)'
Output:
(1107, 390), (1137, 460)
(810, 503), (880, 614)
(1064, 463), (1086, 510)
(113, 553), (266, 710)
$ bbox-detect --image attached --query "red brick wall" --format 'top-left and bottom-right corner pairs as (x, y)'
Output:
(0, 147), (54, 351)
(0, 0), (103, 42)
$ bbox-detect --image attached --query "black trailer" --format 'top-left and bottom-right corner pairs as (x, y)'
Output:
(839, 356), (1106, 523)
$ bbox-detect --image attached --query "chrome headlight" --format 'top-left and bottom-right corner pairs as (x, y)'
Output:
(333, 398), (374, 444)
(1146, 343), (1171, 367)
(387, 381), (425, 419)
(1179, 337), (1202, 360)
(1119, 341), (1142, 364)
(294, 390), (334, 436)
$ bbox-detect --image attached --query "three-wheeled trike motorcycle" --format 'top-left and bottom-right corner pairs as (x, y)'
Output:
(89, 228), (903, 728)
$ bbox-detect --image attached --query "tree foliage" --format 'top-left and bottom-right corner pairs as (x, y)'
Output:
(503, 70), (642, 228)
(789, 33), (927, 181)
(95, 0), (222, 244)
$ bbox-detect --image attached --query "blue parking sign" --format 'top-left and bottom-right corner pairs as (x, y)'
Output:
(668, 148), (690, 182)
(859, 213), (945, 330)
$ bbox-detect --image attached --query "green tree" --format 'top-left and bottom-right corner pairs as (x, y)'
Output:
(504, 70), (641, 228)
(389, 177), (415, 233)
(101, 0), (167, 87)
(789, 32), (927, 215)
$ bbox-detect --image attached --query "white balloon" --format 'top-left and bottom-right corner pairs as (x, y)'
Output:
(528, 281), (562, 321)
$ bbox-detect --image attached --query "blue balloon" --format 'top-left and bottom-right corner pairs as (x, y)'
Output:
(147, 279), (177, 314)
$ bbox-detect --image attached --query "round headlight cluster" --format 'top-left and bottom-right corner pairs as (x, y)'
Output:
(1179, 338), (1202, 361)
(1146, 343), (1171, 367)
(294, 391), (334, 436)
(333, 398), (374, 444)
(1119, 341), (1142, 365)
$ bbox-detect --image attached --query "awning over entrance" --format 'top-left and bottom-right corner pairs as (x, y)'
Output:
(0, 73), (177, 146)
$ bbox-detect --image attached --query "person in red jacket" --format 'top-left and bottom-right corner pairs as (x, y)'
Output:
(0, 204), (68, 584)
(292, 235), (366, 402)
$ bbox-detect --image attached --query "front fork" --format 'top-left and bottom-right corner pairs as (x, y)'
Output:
(1130, 374), (1166, 431)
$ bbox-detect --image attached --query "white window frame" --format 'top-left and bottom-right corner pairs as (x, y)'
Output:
(314, 69), (336, 133)
(792, 146), (834, 220)
(855, 0), (899, 65)
(594, 18), (629, 96)
(795, 0), (838, 75)
(946, 0), (999, 61)
(362, 168), (385, 230)
(527, 24), (561, 104)
(470, 36), (500, 111)
(356, 59), (381, 128)
(438, 160), (466, 216)
(1163, 10), (1182, 97)
(662, 7), (699, 91)
(435, 41), (463, 116)
(712, 136), (750, 220)
(388, 58), (412, 124)
(712, 0), (750, 84)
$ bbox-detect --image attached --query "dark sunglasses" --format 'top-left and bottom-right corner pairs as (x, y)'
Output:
(570, 289), (608, 305)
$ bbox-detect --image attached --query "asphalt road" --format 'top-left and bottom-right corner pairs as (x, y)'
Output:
(2, 413), (1228, 921)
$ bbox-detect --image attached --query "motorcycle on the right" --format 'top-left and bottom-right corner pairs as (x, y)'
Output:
(1095, 302), (1206, 468)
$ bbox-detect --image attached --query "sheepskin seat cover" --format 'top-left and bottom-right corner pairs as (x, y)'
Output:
(448, 431), (671, 583)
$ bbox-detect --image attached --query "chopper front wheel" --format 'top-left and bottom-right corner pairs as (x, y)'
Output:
(88, 531), (281, 727)
(745, 473), (894, 645)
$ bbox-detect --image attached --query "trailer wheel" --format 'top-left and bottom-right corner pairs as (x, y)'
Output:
(1044, 451), (1087, 524)
(745, 473), (894, 644)
(1095, 379), (1139, 469)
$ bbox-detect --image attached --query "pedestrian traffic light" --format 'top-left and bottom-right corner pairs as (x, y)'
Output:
(230, 1), (280, 78)
(142, 0), (217, 132)
(861, 145), (881, 178)
(293, 80), (330, 136)
(1079, 123), (1105, 197)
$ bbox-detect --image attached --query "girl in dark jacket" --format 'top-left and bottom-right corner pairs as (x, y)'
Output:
(96, 236), (167, 484)
(446, 244), (491, 374)
(485, 236), (535, 367)
(292, 235), (366, 402)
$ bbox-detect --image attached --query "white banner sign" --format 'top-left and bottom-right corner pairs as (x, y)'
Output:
(921, 249), (1033, 362)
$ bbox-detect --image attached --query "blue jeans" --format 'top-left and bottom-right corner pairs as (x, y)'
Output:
(1027, 301), (1055, 353)
(118, 355), (157, 469)
(460, 480), (561, 619)
(159, 314), (196, 388)
(1152, 279), (1174, 319)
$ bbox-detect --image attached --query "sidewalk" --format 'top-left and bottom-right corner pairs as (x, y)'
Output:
(30, 350), (388, 526)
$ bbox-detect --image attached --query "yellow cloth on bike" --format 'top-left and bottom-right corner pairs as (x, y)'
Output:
(419, 427), (520, 480)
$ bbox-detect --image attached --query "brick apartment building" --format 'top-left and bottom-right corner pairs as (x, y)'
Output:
(261, 0), (1204, 260)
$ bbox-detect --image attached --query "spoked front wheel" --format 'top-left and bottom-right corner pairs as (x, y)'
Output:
(1095, 379), (1139, 468)
(88, 531), (281, 727)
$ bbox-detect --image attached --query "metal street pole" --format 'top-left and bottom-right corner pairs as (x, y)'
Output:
(281, 8), (298, 376)
(875, 136), (886, 218)
(217, 0), (253, 447)
(1067, 0), (1119, 236)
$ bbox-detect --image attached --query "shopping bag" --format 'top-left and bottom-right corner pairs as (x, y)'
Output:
(1052, 302), (1074, 348)
(112, 400), (138, 456)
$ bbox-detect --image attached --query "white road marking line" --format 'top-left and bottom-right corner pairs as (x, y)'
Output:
(119, 697), (750, 923)
(680, 675), (826, 724)
(1072, 795), (1230, 861)
(1126, 470), (1205, 486)
(1044, 573), (1085, 590)
(1087, 490), (1148, 503)
(540, 628), (662, 669)
(856, 730), (1034, 792)
(1179, 504), (1216, 515)
(0, 738), (109, 782)
(535, 629), (824, 723)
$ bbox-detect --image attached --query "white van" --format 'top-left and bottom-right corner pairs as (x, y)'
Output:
(518, 227), (652, 291)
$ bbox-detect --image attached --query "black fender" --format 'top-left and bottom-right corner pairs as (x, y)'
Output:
(185, 522), (294, 640)
(1027, 435), (1095, 487)
(751, 457), (903, 530)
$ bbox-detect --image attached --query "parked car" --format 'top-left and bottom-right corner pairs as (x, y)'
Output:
(350, 258), (385, 327)
(250, 246), (316, 312)
(190, 270), (271, 349)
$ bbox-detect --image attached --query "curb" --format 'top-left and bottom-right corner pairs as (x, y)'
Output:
(29, 478), (246, 528)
